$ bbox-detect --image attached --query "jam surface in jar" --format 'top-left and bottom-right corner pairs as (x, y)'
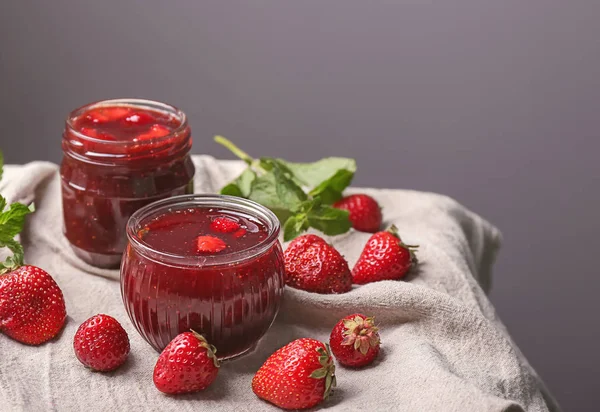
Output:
(121, 197), (285, 359)
(60, 99), (194, 268)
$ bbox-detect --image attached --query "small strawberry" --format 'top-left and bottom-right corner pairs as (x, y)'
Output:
(284, 234), (352, 294)
(73, 314), (130, 372)
(153, 331), (220, 394)
(196, 235), (227, 253)
(333, 194), (382, 233)
(252, 338), (336, 410)
(210, 216), (241, 233)
(352, 225), (418, 284)
(329, 314), (380, 367)
(0, 265), (67, 345)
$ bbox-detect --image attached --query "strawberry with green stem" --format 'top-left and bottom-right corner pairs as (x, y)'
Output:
(352, 225), (419, 284)
(0, 151), (67, 345)
(252, 338), (337, 410)
(153, 330), (220, 394)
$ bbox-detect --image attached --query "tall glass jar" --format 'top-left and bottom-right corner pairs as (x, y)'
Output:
(120, 195), (285, 359)
(61, 99), (194, 268)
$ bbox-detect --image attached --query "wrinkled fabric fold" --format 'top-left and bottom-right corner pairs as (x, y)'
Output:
(0, 157), (559, 412)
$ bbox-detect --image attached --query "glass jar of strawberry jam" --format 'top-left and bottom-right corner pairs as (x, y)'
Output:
(120, 195), (285, 359)
(61, 99), (194, 268)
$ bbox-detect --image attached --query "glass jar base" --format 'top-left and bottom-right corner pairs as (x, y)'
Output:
(69, 244), (122, 269)
(218, 342), (258, 361)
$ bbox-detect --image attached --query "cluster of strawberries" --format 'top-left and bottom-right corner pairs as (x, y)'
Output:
(0, 193), (416, 410)
(68, 311), (381, 411)
(286, 193), (419, 294)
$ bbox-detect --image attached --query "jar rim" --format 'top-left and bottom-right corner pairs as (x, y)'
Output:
(65, 98), (188, 147)
(125, 194), (281, 268)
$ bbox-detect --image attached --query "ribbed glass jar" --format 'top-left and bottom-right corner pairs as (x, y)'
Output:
(120, 195), (285, 359)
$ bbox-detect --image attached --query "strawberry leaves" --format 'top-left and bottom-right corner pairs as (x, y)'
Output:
(215, 137), (354, 241)
(0, 150), (35, 274)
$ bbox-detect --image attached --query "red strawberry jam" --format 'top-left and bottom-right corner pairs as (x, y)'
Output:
(121, 195), (285, 359)
(60, 99), (194, 268)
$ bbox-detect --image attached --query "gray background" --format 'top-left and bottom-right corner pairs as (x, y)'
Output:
(1, 1), (598, 410)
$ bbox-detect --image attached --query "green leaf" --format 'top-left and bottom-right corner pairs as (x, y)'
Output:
(220, 183), (243, 197)
(220, 168), (256, 198)
(0, 202), (35, 239)
(283, 214), (309, 242)
(306, 204), (351, 236)
(248, 172), (293, 223)
(309, 169), (355, 204)
(0, 149), (4, 182)
(0, 199), (33, 272)
(281, 157), (356, 188)
(257, 158), (307, 212)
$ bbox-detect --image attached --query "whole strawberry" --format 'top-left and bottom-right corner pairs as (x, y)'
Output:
(284, 234), (352, 294)
(330, 314), (380, 367)
(0, 265), (67, 345)
(352, 225), (418, 284)
(333, 194), (382, 233)
(73, 314), (130, 372)
(153, 331), (220, 394)
(252, 338), (336, 410)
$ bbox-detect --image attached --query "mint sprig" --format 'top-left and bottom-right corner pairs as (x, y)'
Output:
(0, 150), (35, 274)
(214, 137), (354, 241)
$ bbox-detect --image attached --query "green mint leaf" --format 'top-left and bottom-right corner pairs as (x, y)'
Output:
(259, 158), (307, 211)
(220, 167), (256, 198)
(0, 197), (32, 272)
(306, 204), (351, 236)
(0, 149), (4, 182)
(0, 202), (35, 239)
(309, 169), (355, 204)
(248, 172), (293, 223)
(280, 157), (356, 189)
(283, 214), (310, 242)
(0, 238), (24, 272)
(220, 183), (243, 198)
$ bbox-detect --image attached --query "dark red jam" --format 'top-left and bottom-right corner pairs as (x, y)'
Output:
(60, 99), (194, 268)
(121, 196), (285, 359)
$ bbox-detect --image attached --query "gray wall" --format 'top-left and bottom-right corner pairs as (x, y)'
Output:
(1, 1), (598, 410)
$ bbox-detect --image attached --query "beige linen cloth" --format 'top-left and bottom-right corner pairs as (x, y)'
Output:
(0, 156), (559, 412)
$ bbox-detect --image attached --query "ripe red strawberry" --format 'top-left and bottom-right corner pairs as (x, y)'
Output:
(333, 194), (382, 233)
(153, 331), (220, 394)
(329, 314), (380, 367)
(210, 216), (241, 233)
(352, 225), (418, 284)
(284, 234), (352, 294)
(73, 314), (130, 372)
(196, 235), (227, 253)
(252, 338), (336, 410)
(0, 265), (67, 345)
